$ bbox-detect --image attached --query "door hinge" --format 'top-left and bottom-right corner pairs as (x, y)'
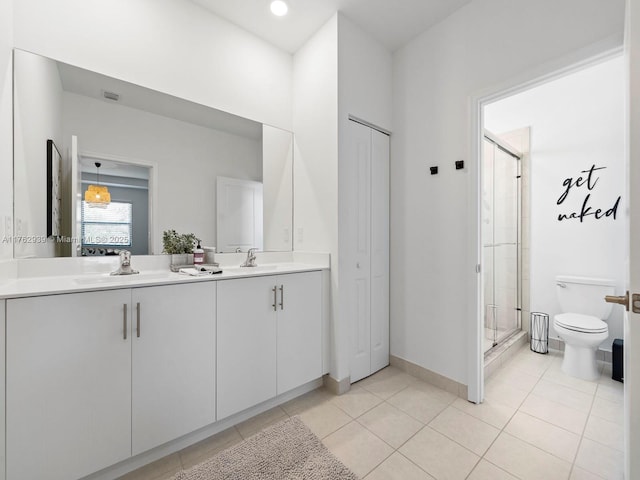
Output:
(476, 264), (481, 273)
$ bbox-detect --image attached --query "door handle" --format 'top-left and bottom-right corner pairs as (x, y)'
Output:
(634, 293), (640, 314)
(605, 291), (629, 311)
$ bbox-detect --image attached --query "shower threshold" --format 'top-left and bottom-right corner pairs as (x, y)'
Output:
(484, 330), (528, 379)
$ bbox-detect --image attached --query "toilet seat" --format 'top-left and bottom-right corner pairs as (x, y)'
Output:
(555, 313), (608, 334)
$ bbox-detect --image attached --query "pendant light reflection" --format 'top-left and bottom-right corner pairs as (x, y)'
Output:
(84, 162), (111, 207)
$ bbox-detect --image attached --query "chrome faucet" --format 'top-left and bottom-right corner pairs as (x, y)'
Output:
(240, 248), (258, 267)
(111, 250), (140, 275)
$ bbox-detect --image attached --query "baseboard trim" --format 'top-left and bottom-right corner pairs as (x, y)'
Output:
(323, 374), (351, 395)
(389, 355), (468, 399)
(82, 378), (323, 480)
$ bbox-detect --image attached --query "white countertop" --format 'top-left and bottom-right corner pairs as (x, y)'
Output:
(0, 261), (328, 299)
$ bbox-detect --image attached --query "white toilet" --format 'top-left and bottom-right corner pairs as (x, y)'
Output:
(554, 275), (615, 381)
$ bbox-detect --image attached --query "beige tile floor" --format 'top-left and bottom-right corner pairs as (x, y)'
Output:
(119, 345), (624, 480)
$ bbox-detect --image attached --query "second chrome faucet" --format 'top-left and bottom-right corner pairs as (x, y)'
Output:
(240, 248), (258, 267)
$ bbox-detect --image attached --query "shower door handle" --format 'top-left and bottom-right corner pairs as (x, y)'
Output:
(605, 291), (629, 311)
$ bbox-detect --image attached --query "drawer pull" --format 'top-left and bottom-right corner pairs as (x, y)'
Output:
(136, 302), (141, 337)
(272, 286), (277, 311)
(279, 285), (284, 310)
(123, 304), (128, 340)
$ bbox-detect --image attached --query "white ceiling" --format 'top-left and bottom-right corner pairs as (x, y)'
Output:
(190, 0), (472, 53)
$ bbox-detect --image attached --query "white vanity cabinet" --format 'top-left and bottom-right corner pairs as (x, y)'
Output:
(131, 282), (216, 455)
(6, 289), (133, 480)
(6, 282), (216, 480)
(217, 271), (322, 420)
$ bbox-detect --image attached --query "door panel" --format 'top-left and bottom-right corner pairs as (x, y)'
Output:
(131, 282), (216, 455)
(6, 290), (132, 480)
(625, 1), (640, 476)
(347, 121), (373, 382)
(276, 272), (322, 394)
(370, 129), (390, 373)
(217, 276), (276, 419)
(70, 135), (81, 256)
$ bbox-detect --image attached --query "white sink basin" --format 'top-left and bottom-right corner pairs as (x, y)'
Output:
(74, 272), (171, 285)
(224, 265), (279, 274)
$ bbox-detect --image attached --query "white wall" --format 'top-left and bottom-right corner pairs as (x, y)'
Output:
(62, 92), (261, 251)
(292, 13), (393, 383)
(13, 49), (62, 258)
(391, 0), (625, 385)
(485, 57), (626, 349)
(293, 15), (340, 377)
(338, 15), (393, 132)
(13, 0), (293, 130)
(0, 0), (13, 261)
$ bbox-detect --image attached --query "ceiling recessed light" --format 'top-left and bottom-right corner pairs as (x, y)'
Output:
(270, 0), (288, 17)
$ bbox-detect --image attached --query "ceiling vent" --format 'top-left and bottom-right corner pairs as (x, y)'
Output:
(102, 90), (120, 102)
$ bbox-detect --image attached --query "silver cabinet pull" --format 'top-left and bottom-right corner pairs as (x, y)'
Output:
(272, 286), (277, 311)
(136, 302), (141, 337)
(123, 304), (128, 340)
(279, 285), (284, 310)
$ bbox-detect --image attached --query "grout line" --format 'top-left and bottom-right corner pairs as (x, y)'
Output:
(567, 389), (598, 479)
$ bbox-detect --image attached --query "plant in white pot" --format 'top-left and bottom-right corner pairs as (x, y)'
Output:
(162, 230), (198, 270)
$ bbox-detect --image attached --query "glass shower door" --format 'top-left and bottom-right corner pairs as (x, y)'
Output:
(483, 134), (521, 353)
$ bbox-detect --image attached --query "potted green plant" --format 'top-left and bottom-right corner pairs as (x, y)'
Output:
(162, 230), (198, 270)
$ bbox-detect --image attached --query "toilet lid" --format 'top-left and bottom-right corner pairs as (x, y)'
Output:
(555, 313), (608, 333)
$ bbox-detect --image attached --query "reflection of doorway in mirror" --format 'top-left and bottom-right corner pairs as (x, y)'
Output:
(78, 152), (155, 256)
(216, 177), (263, 253)
(46, 139), (62, 238)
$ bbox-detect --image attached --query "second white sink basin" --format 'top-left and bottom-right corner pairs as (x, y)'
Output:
(224, 265), (279, 274)
(74, 272), (172, 285)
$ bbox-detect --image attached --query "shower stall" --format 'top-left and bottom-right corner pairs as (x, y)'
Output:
(482, 131), (522, 353)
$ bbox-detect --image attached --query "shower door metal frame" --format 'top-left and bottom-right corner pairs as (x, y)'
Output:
(483, 131), (522, 355)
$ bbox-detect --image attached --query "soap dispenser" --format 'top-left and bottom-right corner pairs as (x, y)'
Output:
(194, 241), (204, 265)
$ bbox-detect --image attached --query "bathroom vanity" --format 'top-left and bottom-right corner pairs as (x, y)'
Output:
(0, 258), (328, 480)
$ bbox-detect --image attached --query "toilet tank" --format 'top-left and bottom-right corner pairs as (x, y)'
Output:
(556, 275), (615, 319)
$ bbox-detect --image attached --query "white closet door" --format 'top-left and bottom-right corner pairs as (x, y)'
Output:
(346, 120), (390, 383)
(370, 129), (390, 373)
(347, 120), (373, 383)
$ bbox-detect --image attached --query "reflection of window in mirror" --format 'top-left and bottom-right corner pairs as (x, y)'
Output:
(81, 201), (133, 255)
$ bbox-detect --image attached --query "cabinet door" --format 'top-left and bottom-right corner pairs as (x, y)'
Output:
(217, 276), (277, 420)
(276, 272), (322, 394)
(131, 282), (216, 455)
(7, 290), (132, 480)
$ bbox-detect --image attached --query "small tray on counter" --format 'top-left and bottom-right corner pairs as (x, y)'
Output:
(170, 263), (220, 273)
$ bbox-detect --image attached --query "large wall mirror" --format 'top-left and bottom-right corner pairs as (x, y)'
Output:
(13, 49), (293, 258)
